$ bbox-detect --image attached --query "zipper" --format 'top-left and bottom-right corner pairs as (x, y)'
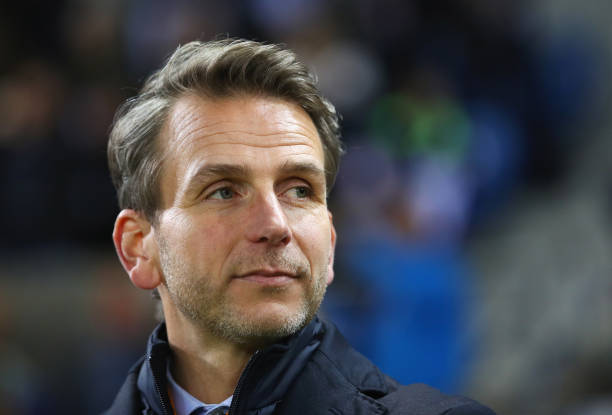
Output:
(228, 350), (262, 415)
(148, 353), (172, 415)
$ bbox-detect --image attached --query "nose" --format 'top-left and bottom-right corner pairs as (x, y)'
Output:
(244, 192), (291, 246)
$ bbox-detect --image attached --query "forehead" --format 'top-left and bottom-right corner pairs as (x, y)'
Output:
(161, 94), (323, 157)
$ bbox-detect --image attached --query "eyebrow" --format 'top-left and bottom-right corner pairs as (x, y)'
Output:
(184, 164), (251, 193)
(183, 161), (326, 195)
(279, 160), (326, 182)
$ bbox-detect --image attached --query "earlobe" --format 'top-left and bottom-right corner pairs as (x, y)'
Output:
(326, 211), (336, 286)
(113, 209), (162, 290)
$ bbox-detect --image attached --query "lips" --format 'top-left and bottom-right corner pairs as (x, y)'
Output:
(234, 269), (298, 286)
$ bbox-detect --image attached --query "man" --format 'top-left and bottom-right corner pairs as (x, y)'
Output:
(104, 39), (495, 415)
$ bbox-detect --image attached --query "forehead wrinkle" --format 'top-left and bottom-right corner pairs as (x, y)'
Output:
(170, 111), (319, 145)
(180, 125), (319, 145)
(194, 130), (318, 143)
(171, 135), (322, 160)
(164, 95), (322, 157)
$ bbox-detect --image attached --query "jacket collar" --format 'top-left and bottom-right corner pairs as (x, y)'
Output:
(136, 318), (325, 415)
(137, 323), (173, 415)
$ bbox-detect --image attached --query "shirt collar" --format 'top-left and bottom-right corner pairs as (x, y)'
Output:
(166, 359), (233, 415)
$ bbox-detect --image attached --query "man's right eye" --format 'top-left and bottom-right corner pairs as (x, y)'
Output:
(207, 187), (235, 200)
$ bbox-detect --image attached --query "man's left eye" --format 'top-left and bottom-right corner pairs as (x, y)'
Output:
(288, 186), (312, 199)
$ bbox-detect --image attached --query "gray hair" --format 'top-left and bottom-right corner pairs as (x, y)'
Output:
(108, 38), (343, 223)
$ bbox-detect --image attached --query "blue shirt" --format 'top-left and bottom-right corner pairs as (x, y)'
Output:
(166, 363), (233, 415)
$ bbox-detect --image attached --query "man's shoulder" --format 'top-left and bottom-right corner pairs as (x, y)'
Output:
(310, 319), (495, 414)
(381, 382), (495, 415)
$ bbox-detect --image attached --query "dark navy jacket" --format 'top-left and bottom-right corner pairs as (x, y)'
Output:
(103, 317), (495, 415)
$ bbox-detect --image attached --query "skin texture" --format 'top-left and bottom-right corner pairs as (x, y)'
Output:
(113, 95), (336, 403)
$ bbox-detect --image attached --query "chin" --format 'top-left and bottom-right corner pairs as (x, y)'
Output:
(250, 303), (311, 335)
(214, 302), (314, 346)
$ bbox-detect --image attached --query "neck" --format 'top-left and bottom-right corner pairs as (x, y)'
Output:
(163, 308), (257, 404)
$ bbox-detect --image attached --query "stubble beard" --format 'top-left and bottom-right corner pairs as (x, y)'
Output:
(157, 236), (328, 346)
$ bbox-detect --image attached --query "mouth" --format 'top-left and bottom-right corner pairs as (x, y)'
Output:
(234, 269), (298, 286)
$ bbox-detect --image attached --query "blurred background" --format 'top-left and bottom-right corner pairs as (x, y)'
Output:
(1, 0), (611, 414)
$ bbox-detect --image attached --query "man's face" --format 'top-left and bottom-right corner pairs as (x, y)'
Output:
(152, 94), (336, 345)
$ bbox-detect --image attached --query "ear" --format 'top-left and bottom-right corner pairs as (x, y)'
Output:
(112, 209), (163, 290)
(326, 211), (337, 286)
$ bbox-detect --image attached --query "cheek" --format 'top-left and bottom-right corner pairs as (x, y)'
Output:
(163, 211), (235, 262)
(292, 212), (332, 263)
